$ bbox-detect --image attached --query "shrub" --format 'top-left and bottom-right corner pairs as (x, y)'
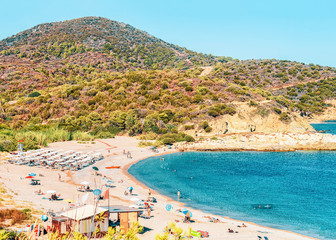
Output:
(72, 131), (95, 141)
(205, 126), (212, 132)
(184, 125), (195, 130)
(200, 121), (209, 129)
(208, 109), (220, 117)
(161, 137), (175, 145)
(279, 112), (291, 123)
(185, 86), (193, 92)
(28, 91), (41, 98)
(248, 100), (258, 107)
(184, 135), (195, 142)
(273, 107), (282, 114)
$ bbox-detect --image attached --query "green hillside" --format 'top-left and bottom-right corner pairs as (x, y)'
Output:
(0, 17), (336, 151)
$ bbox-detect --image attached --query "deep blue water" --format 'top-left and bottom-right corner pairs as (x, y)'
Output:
(311, 122), (336, 134)
(129, 151), (336, 240)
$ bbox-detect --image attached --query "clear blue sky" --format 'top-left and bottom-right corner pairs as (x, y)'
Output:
(2, 0), (336, 67)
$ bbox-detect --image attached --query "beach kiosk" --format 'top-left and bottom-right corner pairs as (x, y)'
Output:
(101, 205), (142, 232)
(52, 205), (109, 236)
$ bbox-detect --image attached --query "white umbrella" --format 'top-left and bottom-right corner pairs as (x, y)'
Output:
(81, 193), (89, 204)
(130, 197), (140, 202)
(80, 181), (89, 185)
(47, 190), (56, 194)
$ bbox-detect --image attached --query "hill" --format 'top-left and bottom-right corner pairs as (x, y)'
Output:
(0, 16), (224, 70)
(0, 17), (336, 151)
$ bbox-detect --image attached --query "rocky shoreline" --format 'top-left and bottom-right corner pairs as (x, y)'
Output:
(176, 132), (336, 151)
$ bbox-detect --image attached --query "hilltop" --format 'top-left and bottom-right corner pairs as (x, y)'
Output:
(0, 17), (336, 151)
(0, 16), (223, 70)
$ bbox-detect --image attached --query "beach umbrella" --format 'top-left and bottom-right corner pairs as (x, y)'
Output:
(29, 173), (36, 176)
(47, 190), (56, 194)
(93, 189), (102, 196)
(92, 166), (99, 171)
(137, 200), (144, 206)
(41, 215), (48, 222)
(182, 209), (192, 218)
(81, 193), (89, 204)
(166, 204), (173, 211)
(103, 178), (113, 183)
(25, 176), (34, 179)
(127, 186), (133, 191)
(130, 197), (140, 202)
(63, 199), (74, 203)
(80, 181), (89, 185)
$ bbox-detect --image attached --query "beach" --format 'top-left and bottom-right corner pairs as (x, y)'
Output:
(0, 136), (317, 240)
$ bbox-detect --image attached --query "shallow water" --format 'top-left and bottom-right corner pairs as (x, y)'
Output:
(129, 151), (336, 240)
(311, 121), (336, 134)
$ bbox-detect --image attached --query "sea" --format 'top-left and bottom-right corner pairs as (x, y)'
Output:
(311, 121), (336, 135)
(129, 123), (336, 240)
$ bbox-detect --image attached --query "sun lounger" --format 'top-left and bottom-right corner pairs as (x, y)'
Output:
(197, 230), (209, 238)
(264, 237), (269, 240)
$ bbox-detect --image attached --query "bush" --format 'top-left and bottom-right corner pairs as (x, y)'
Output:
(184, 125), (194, 130)
(184, 135), (195, 142)
(72, 131), (95, 141)
(200, 121), (209, 129)
(94, 131), (114, 139)
(248, 100), (258, 107)
(279, 112), (291, 123)
(208, 109), (220, 117)
(28, 91), (41, 98)
(161, 137), (175, 145)
(185, 86), (193, 92)
(273, 107), (282, 114)
(205, 126), (212, 132)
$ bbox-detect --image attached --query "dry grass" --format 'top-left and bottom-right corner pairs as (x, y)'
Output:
(0, 209), (29, 226)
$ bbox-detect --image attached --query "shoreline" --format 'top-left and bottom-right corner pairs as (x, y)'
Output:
(123, 149), (319, 240)
(0, 137), (322, 239)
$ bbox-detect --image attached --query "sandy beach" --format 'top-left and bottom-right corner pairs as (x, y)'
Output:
(0, 136), (318, 240)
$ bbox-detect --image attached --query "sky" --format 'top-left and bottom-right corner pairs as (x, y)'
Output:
(1, 0), (336, 67)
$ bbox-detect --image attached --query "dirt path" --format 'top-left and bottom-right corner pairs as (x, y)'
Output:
(200, 66), (214, 76)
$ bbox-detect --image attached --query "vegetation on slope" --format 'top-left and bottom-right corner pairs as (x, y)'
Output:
(0, 17), (336, 151)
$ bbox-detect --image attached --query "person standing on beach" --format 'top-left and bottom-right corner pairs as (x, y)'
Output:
(147, 206), (151, 218)
(58, 173), (61, 182)
(177, 190), (180, 200)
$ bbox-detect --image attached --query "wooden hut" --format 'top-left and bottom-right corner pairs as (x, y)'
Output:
(52, 205), (108, 235)
(101, 205), (143, 232)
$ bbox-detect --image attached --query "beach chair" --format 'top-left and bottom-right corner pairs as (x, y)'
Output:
(264, 237), (269, 240)
(257, 236), (262, 240)
(197, 230), (209, 238)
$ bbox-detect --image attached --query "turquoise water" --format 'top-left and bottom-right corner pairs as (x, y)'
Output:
(311, 121), (336, 134)
(129, 151), (336, 240)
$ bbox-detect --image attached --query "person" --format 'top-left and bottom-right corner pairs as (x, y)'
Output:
(147, 207), (151, 219)
(129, 188), (133, 195)
(177, 190), (180, 200)
(242, 223), (247, 227)
(124, 190), (128, 195)
(58, 173), (61, 182)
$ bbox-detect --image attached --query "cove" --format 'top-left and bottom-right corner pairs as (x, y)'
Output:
(129, 151), (336, 240)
